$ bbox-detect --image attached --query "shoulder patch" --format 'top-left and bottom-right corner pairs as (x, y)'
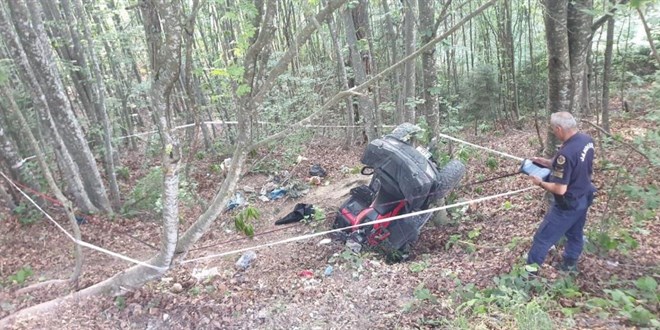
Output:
(557, 155), (566, 165)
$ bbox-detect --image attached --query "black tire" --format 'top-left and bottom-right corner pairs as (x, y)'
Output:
(434, 160), (467, 200)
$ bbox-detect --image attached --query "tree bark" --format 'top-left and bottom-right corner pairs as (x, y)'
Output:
(402, 0), (417, 123)
(636, 7), (660, 65)
(9, 0), (112, 212)
(381, 0), (402, 124)
(418, 0), (439, 134)
(567, 0), (593, 116)
(344, 8), (377, 142)
(0, 115), (44, 207)
(1, 82), (84, 287)
(0, 1), (99, 213)
(72, 0), (121, 211)
(543, 0), (571, 154)
(323, 7), (355, 147)
(601, 14), (614, 133)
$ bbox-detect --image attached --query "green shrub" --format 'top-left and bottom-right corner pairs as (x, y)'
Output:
(6, 266), (33, 285)
(13, 204), (41, 225)
(234, 205), (260, 237)
(121, 167), (195, 219)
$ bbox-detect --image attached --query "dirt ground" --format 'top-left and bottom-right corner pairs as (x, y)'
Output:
(1, 116), (658, 329)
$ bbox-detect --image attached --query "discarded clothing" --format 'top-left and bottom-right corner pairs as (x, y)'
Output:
(309, 164), (327, 177)
(226, 192), (245, 210)
(275, 203), (314, 225)
(268, 188), (287, 200)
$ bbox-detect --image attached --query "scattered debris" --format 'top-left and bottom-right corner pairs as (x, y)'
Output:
(318, 238), (331, 245)
(220, 158), (232, 172)
(286, 180), (310, 198)
(191, 267), (220, 281)
(235, 251), (257, 270)
(275, 203), (314, 225)
(309, 164), (327, 177)
(171, 283), (183, 294)
(298, 270), (314, 278)
(308, 176), (322, 185)
(226, 192), (245, 210)
(260, 182), (278, 196)
(324, 265), (334, 277)
(268, 188), (287, 200)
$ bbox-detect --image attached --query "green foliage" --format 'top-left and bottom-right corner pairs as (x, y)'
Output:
(438, 96), (464, 134)
(446, 264), (568, 328)
(299, 206), (326, 229)
(234, 205), (260, 238)
(115, 166), (130, 181)
(486, 156), (499, 170)
(464, 64), (499, 131)
(413, 283), (438, 303)
(408, 260), (429, 273)
(251, 135), (309, 174)
(12, 204), (42, 225)
(6, 266), (33, 285)
(188, 286), (202, 296)
(586, 276), (660, 327)
(515, 300), (554, 330)
(328, 248), (366, 272)
(209, 163), (222, 174)
(121, 167), (195, 219)
(585, 230), (639, 256)
(621, 184), (659, 209)
(114, 296), (126, 310)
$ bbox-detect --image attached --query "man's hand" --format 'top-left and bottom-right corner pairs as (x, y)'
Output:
(531, 157), (552, 168)
(529, 175), (543, 187)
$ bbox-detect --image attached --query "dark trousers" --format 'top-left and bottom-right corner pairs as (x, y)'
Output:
(527, 192), (594, 266)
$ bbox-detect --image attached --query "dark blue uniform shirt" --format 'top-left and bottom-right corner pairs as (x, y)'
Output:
(549, 132), (596, 201)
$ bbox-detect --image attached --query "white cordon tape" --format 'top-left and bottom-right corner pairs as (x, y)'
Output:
(0, 171), (168, 271)
(435, 132), (524, 162)
(116, 121), (397, 140)
(180, 186), (536, 264)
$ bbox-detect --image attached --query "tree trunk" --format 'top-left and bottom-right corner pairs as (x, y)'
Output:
(601, 14), (614, 133)
(39, 0), (98, 128)
(72, 0), (120, 211)
(543, 0), (571, 154)
(344, 7), (377, 141)
(402, 0), (417, 123)
(567, 0), (593, 116)
(381, 0), (402, 124)
(9, 0), (112, 213)
(418, 0), (439, 134)
(1, 82), (84, 287)
(324, 6), (355, 147)
(0, 1), (99, 213)
(0, 114), (45, 207)
(637, 7), (660, 65)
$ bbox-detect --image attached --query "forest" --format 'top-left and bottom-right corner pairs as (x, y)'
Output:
(0, 0), (658, 328)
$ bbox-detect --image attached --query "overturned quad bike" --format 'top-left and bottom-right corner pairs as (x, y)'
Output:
(333, 125), (466, 261)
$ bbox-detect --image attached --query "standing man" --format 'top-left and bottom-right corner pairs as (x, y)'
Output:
(527, 112), (596, 273)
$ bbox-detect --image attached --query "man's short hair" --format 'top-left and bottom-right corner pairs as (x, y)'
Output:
(550, 111), (577, 130)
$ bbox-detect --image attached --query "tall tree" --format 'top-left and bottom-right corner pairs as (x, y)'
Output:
(71, 0), (121, 209)
(0, 0), (107, 213)
(402, 0), (417, 123)
(344, 4), (377, 141)
(601, 8), (615, 133)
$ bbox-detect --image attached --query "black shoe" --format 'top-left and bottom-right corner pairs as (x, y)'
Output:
(556, 258), (579, 273)
(274, 203), (314, 225)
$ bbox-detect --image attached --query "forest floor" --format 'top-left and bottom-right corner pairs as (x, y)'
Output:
(0, 111), (658, 329)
